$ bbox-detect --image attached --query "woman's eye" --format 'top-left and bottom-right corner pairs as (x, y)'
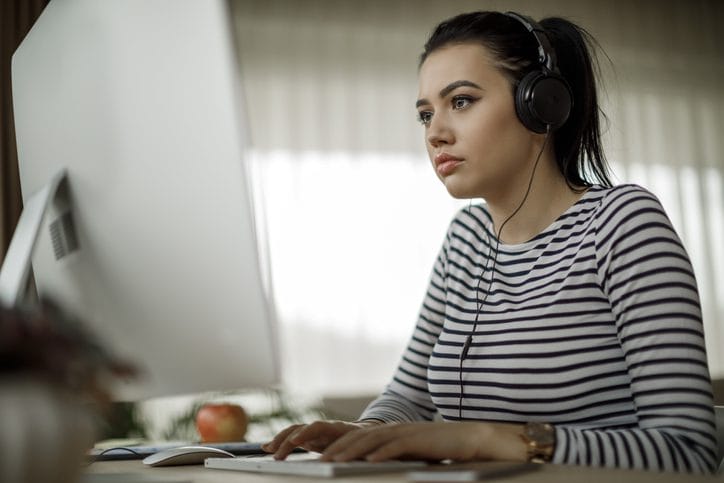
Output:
(452, 96), (474, 110)
(417, 111), (433, 126)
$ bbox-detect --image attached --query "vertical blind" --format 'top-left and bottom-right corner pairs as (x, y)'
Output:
(229, 0), (724, 397)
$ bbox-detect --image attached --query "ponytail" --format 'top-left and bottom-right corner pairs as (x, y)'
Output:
(540, 17), (612, 188)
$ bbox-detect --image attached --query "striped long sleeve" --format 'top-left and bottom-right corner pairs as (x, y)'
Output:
(360, 184), (717, 473)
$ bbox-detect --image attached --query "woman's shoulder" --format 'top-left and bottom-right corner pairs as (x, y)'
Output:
(598, 183), (660, 201)
(589, 183), (680, 249)
(593, 183), (668, 219)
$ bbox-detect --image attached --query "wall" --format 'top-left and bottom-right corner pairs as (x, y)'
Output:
(227, 0), (724, 398)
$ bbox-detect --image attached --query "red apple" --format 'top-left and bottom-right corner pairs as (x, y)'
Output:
(195, 403), (248, 443)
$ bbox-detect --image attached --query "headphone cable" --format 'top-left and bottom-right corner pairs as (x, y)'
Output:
(457, 126), (551, 421)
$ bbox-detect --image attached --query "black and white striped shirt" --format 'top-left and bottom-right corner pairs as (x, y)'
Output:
(360, 184), (717, 473)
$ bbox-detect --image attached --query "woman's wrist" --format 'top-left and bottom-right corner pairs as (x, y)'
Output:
(475, 422), (530, 462)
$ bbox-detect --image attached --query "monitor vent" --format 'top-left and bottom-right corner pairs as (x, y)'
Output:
(49, 211), (79, 260)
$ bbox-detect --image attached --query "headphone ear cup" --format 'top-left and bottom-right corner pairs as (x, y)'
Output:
(515, 71), (547, 134)
(515, 71), (573, 134)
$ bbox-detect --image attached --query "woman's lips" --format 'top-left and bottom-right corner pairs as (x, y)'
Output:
(434, 153), (463, 176)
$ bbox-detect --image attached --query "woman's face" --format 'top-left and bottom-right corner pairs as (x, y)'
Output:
(417, 42), (536, 200)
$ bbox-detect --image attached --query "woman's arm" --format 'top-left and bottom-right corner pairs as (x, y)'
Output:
(551, 185), (717, 473)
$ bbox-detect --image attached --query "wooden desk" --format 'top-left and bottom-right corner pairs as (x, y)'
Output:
(85, 460), (718, 483)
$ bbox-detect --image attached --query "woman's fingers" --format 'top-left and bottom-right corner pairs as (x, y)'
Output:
(261, 424), (303, 453)
(263, 420), (363, 460)
(321, 423), (409, 461)
(273, 424), (314, 460)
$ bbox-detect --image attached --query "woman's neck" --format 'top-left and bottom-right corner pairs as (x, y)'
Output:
(486, 157), (587, 245)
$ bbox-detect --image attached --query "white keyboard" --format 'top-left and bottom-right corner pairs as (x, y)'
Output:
(205, 452), (427, 477)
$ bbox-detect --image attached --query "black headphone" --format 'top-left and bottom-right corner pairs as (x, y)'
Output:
(504, 12), (572, 134)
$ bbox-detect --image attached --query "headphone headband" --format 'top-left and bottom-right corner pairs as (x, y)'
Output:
(504, 12), (558, 74)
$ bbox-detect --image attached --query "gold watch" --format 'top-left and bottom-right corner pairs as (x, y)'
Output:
(520, 422), (556, 463)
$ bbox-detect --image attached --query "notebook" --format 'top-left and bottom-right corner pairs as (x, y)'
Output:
(205, 452), (427, 477)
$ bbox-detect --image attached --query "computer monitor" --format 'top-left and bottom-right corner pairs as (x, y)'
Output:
(1, 0), (280, 400)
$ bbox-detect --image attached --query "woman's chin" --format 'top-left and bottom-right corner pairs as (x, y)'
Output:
(441, 177), (481, 200)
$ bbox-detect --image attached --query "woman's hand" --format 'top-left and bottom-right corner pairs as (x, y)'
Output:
(262, 420), (381, 460)
(319, 421), (527, 463)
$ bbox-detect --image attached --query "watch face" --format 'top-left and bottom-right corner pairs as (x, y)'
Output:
(527, 422), (555, 446)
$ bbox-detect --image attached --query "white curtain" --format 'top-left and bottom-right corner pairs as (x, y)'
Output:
(230, 0), (724, 399)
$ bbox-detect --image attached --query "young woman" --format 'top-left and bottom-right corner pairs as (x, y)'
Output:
(263, 11), (717, 473)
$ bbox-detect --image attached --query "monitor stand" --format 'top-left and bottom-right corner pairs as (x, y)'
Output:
(0, 168), (74, 307)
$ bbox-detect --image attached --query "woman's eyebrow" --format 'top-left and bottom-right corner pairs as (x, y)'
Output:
(416, 79), (483, 108)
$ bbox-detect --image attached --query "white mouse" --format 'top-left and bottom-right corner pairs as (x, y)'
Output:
(142, 445), (235, 467)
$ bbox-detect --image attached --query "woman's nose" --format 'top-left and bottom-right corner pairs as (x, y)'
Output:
(426, 114), (454, 147)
